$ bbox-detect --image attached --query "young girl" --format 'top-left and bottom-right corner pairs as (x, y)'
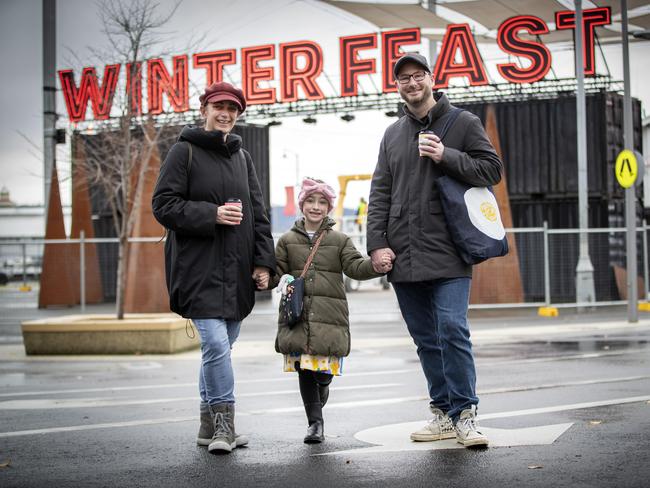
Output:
(273, 177), (391, 443)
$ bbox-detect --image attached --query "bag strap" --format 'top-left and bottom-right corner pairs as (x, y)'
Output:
(299, 231), (326, 278)
(159, 142), (193, 244)
(185, 142), (193, 196)
(437, 107), (464, 141)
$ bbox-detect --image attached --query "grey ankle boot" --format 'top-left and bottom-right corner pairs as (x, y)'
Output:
(208, 403), (236, 453)
(198, 402), (248, 447)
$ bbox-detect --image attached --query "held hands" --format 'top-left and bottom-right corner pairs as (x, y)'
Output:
(419, 133), (444, 163)
(252, 266), (270, 290)
(216, 204), (243, 225)
(370, 247), (396, 274)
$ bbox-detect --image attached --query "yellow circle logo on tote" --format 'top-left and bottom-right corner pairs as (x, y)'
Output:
(480, 202), (497, 222)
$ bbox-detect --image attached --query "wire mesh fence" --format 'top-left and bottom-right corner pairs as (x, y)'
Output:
(0, 223), (647, 309)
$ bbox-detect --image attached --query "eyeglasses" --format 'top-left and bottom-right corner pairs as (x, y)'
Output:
(396, 71), (428, 84)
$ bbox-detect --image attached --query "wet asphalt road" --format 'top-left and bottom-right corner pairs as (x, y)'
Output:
(0, 283), (649, 487)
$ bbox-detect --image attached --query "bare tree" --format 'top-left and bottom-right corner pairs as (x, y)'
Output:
(75, 0), (184, 319)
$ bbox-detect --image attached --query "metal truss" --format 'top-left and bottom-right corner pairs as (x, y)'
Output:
(67, 76), (622, 132)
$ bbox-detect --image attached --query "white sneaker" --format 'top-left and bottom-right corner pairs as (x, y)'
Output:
(410, 407), (455, 441)
(454, 406), (489, 447)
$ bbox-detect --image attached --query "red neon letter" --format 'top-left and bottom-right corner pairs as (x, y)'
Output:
(242, 45), (276, 105)
(339, 33), (376, 97)
(555, 7), (611, 76)
(497, 16), (551, 83)
(279, 41), (325, 102)
(126, 62), (142, 116)
(58, 64), (120, 122)
(381, 28), (421, 93)
(147, 55), (189, 114)
(193, 50), (236, 85)
(433, 24), (488, 89)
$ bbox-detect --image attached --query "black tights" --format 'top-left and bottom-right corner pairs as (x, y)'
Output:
(296, 365), (332, 405)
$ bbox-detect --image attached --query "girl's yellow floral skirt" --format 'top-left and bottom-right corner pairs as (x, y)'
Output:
(283, 353), (343, 376)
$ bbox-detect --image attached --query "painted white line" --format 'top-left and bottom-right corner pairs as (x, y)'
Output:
(2, 395), (648, 439)
(0, 417), (196, 438)
(479, 395), (650, 420)
(249, 396), (426, 415)
(1, 346), (646, 399)
(0, 383), (403, 410)
(479, 375), (650, 395)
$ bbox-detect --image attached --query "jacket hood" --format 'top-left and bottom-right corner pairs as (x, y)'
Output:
(404, 91), (450, 127)
(178, 125), (242, 155)
(292, 216), (336, 236)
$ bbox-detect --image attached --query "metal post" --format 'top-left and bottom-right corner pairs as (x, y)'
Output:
(622, 0), (638, 322)
(43, 0), (57, 216)
(574, 0), (596, 307)
(80, 230), (86, 312)
(543, 221), (551, 306)
(643, 220), (649, 301)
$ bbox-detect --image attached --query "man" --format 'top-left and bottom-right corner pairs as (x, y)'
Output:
(153, 82), (276, 454)
(366, 53), (502, 447)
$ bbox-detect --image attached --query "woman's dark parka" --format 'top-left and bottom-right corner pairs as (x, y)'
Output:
(152, 126), (276, 320)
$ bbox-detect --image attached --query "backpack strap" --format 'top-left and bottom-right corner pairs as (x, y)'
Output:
(437, 107), (464, 141)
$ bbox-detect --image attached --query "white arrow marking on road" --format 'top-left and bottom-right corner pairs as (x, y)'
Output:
(321, 422), (574, 455)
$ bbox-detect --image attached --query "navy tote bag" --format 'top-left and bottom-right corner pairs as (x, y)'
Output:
(434, 108), (509, 265)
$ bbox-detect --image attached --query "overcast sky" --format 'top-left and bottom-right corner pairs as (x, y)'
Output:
(1, 0), (649, 211)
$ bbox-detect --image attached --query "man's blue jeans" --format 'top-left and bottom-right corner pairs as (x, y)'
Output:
(192, 318), (241, 405)
(392, 278), (478, 421)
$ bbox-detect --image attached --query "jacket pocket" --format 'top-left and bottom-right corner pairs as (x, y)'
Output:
(389, 204), (402, 218)
(429, 200), (443, 214)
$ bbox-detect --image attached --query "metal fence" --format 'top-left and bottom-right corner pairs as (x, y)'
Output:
(1, 222), (647, 310)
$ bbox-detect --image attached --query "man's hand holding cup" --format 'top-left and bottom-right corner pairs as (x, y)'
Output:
(418, 130), (444, 163)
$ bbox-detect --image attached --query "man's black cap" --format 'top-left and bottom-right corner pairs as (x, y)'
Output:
(393, 52), (431, 79)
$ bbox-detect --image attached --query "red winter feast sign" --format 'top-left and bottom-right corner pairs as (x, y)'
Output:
(58, 7), (611, 123)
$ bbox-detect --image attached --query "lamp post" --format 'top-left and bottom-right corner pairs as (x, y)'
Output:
(574, 0), (596, 308)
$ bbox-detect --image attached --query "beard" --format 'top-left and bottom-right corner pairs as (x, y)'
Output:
(399, 85), (431, 108)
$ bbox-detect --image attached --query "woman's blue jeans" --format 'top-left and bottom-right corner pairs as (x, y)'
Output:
(392, 278), (478, 421)
(192, 318), (241, 405)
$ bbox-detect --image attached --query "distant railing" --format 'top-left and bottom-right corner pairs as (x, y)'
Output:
(1, 220), (647, 311)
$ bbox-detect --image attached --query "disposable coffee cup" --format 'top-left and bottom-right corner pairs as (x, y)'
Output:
(226, 198), (242, 224)
(226, 198), (242, 209)
(418, 130), (435, 156)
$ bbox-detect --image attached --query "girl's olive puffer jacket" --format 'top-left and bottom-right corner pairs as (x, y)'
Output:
(274, 218), (380, 357)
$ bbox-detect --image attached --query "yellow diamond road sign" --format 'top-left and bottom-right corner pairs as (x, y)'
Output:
(615, 149), (638, 189)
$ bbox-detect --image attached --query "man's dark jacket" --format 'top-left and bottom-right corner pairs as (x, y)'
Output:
(152, 125), (276, 320)
(367, 93), (503, 282)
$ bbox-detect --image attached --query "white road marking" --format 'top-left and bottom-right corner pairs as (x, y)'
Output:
(0, 383), (402, 410)
(2, 347), (646, 399)
(322, 423), (575, 455)
(1, 395), (648, 440)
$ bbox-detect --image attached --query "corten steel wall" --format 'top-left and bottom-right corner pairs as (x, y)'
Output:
(74, 122), (270, 301)
(457, 92), (643, 303)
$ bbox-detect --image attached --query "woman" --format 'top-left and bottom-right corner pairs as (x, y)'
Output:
(152, 81), (276, 454)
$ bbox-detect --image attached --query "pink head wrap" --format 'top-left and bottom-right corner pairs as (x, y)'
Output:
(298, 178), (336, 212)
